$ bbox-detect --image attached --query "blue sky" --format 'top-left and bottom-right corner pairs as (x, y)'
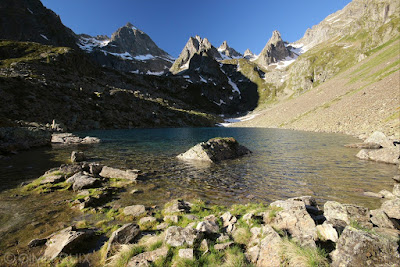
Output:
(41, 0), (352, 57)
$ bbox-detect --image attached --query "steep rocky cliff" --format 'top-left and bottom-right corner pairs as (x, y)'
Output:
(0, 0), (78, 49)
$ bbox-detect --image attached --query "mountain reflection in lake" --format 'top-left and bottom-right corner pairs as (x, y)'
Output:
(1, 127), (396, 209)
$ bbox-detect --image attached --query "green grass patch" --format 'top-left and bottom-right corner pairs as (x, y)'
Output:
(280, 237), (329, 267)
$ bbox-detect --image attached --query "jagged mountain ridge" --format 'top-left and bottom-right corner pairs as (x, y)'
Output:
(78, 22), (174, 74)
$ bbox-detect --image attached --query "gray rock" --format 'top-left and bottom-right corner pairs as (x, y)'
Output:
(221, 211), (237, 227)
(81, 136), (101, 144)
(106, 223), (140, 256)
(71, 151), (85, 163)
(364, 131), (394, 148)
(177, 137), (251, 162)
(200, 239), (209, 252)
(316, 222), (338, 242)
(370, 209), (400, 229)
(379, 189), (396, 199)
(185, 214), (198, 221)
(324, 201), (371, 229)
(214, 241), (234, 250)
(393, 175), (400, 183)
(381, 198), (400, 220)
(356, 147), (400, 164)
(269, 198), (317, 247)
(156, 222), (169, 230)
(249, 225), (283, 266)
(43, 226), (94, 260)
(163, 199), (192, 214)
(164, 226), (201, 247)
(59, 164), (82, 177)
(393, 184), (400, 197)
(139, 216), (156, 225)
(331, 226), (400, 267)
(66, 173), (99, 191)
(196, 220), (219, 234)
(88, 163), (103, 176)
(39, 173), (65, 184)
(178, 248), (193, 259)
(123, 205), (146, 217)
(127, 247), (168, 267)
(99, 166), (140, 181)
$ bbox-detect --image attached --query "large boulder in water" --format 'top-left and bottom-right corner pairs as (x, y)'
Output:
(177, 137), (251, 162)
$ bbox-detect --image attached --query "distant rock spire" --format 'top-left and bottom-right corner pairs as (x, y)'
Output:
(256, 30), (292, 66)
(218, 41), (242, 59)
(170, 35), (222, 74)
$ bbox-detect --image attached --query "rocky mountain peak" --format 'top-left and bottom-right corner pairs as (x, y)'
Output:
(170, 35), (222, 74)
(256, 30), (292, 66)
(268, 30), (283, 45)
(107, 22), (169, 58)
(243, 49), (255, 60)
(219, 41), (229, 51)
(218, 41), (242, 59)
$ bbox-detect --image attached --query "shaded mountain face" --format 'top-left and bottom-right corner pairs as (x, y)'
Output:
(170, 35), (222, 74)
(78, 23), (174, 74)
(169, 36), (259, 114)
(256, 30), (293, 67)
(218, 41), (242, 59)
(0, 0), (78, 49)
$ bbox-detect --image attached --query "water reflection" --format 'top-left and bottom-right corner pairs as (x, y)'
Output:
(0, 127), (398, 209)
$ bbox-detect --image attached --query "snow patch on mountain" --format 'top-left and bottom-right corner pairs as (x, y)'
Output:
(78, 36), (111, 52)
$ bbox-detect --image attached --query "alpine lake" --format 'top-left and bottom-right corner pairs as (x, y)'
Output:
(0, 127), (397, 258)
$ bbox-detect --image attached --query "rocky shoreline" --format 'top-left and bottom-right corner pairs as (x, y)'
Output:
(0, 137), (399, 266)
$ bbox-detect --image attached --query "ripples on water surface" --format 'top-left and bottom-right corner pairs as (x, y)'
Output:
(1, 127), (397, 209)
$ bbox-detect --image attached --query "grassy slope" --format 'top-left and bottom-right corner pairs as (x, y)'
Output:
(232, 36), (400, 138)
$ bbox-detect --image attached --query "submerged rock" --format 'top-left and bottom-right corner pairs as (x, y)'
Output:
(177, 137), (251, 162)
(51, 133), (100, 145)
(123, 205), (147, 217)
(99, 166), (140, 181)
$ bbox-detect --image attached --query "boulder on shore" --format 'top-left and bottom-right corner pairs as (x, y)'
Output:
(331, 226), (400, 266)
(100, 166), (140, 181)
(177, 137), (251, 162)
(42, 226), (95, 260)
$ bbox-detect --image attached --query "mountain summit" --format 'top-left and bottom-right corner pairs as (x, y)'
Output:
(77, 22), (174, 74)
(170, 35), (222, 74)
(218, 41), (242, 59)
(256, 30), (293, 66)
